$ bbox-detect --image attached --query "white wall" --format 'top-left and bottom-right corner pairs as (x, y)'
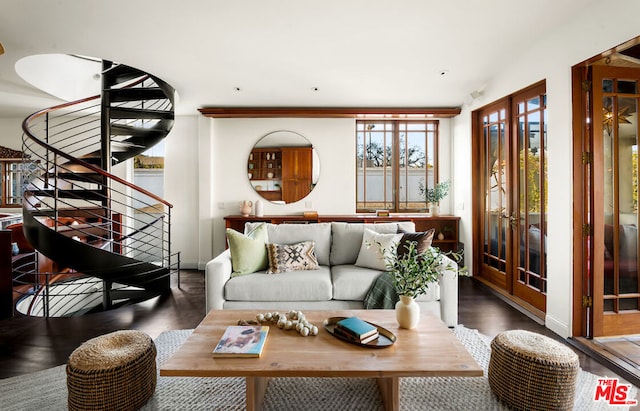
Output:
(205, 118), (356, 260)
(453, 0), (640, 338)
(164, 115), (200, 268)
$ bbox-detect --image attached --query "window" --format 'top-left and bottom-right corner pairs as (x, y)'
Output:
(356, 120), (439, 212)
(0, 160), (26, 208)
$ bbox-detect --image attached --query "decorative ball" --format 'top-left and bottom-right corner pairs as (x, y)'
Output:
(300, 327), (310, 337)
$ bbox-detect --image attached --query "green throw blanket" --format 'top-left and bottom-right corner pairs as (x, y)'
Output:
(363, 272), (399, 309)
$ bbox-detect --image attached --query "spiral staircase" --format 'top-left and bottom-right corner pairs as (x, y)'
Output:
(16, 60), (179, 317)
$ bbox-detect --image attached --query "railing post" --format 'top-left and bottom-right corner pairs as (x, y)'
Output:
(44, 272), (50, 318)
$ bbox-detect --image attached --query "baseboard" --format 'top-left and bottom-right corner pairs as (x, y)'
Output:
(545, 313), (570, 339)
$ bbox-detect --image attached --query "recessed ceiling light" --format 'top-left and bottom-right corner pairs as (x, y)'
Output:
(311, 87), (319, 91)
(233, 87), (241, 92)
(439, 69), (449, 76)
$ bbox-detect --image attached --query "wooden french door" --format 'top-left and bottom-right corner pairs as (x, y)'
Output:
(591, 65), (640, 336)
(473, 82), (547, 312)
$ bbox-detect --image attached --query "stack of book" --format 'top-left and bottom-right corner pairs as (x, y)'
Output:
(334, 316), (379, 344)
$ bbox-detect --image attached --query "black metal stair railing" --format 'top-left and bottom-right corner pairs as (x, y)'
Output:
(16, 63), (179, 317)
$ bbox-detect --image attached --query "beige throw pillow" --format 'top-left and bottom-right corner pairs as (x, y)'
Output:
(354, 229), (402, 271)
(266, 241), (319, 274)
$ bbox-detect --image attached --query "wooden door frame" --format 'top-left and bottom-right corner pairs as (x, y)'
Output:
(571, 37), (640, 337)
(571, 64), (591, 337)
(472, 99), (512, 292)
(472, 82), (548, 316)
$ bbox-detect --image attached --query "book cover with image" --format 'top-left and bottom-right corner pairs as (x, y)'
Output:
(212, 325), (269, 358)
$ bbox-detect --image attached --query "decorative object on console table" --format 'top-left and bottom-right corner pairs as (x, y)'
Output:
(212, 325), (269, 358)
(255, 199), (264, 217)
(240, 200), (253, 217)
(419, 180), (450, 216)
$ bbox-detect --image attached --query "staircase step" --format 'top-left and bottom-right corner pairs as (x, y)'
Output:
(110, 107), (174, 120)
(55, 222), (111, 239)
(111, 140), (146, 149)
(28, 188), (105, 201)
(110, 123), (170, 138)
(108, 87), (166, 102)
(57, 172), (103, 184)
(102, 64), (146, 85)
(28, 207), (107, 219)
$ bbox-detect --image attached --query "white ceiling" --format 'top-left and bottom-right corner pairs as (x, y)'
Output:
(0, 0), (600, 118)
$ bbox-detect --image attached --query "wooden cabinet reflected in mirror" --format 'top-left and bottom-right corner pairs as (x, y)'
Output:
(248, 131), (320, 204)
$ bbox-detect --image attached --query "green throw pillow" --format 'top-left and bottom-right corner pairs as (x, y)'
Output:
(226, 223), (269, 276)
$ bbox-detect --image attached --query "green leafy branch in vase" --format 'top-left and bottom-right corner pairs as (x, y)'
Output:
(374, 240), (467, 298)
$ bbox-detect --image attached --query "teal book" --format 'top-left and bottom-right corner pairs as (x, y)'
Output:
(212, 325), (269, 358)
(336, 317), (378, 339)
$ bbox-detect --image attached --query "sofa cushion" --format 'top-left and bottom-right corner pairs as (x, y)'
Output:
(355, 229), (402, 271)
(330, 222), (416, 266)
(225, 266), (332, 301)
(266, 241), (319, 273)
(246, 222), (331, 266)
(331, 264), (385, 300)
(226, 223), (268, 276)
(397, 228), (435, 258)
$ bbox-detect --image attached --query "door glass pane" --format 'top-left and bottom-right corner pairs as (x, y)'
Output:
(602, 92), (640, 310)
(484, 114), (507, 272)
(603, 96), (615, 297)
(617, 97), (638, 298)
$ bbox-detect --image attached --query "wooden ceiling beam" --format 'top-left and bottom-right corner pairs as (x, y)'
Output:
(198, 107), (461, 119)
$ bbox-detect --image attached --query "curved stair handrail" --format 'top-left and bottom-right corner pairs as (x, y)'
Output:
(18, 61), (179, 317)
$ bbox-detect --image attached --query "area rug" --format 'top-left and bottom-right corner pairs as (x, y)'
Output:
(0, 326), (636, 410)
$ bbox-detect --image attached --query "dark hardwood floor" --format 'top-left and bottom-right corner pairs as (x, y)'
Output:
(0, 270), (638, 403)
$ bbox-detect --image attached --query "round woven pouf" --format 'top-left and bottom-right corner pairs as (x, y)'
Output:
(488, 330), (579, 411)
(66, 330), (157, 411)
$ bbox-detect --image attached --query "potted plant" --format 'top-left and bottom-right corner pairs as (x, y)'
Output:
(378, 240), (462, 329)
(419, 180), (450, 216)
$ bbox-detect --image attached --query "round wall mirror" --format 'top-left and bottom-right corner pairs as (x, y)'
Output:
(247, 130), (320, 204)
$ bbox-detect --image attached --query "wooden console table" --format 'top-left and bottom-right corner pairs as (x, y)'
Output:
(224, 214), (460, 253)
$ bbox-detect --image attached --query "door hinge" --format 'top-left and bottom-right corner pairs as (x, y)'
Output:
(582, 224), (593, 236)
(582, 295), (593, 308)
(582, 152), (592, 164)
(582, 80), (592, 92)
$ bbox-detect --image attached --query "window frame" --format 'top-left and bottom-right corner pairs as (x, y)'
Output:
(0, 159), (25, 208)
(356, 119), (439, 213)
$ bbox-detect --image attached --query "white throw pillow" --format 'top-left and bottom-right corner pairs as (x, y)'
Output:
(355, 229), (402, 271)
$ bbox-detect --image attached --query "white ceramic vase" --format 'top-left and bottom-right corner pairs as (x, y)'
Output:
(395, 295), (420, 329)
(255, 199), (264, 217)
(429, 203), (440, 216)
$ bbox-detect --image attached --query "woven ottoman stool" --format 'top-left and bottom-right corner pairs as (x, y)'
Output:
(66, 330), (157, 411)
(488, 330), (579, 411)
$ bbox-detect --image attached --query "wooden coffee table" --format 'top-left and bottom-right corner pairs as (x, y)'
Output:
(160, 309), (482, 410)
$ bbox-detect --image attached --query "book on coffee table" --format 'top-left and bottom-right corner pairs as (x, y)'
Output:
(336, 316), (378, 340)
(333, 325), (379, 344)
(212, 325), (269, 358)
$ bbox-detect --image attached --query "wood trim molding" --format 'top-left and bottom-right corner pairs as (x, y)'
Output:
(198, 107), (461, 118)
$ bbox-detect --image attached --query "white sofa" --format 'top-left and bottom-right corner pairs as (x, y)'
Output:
(205, 221), (459, 326)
